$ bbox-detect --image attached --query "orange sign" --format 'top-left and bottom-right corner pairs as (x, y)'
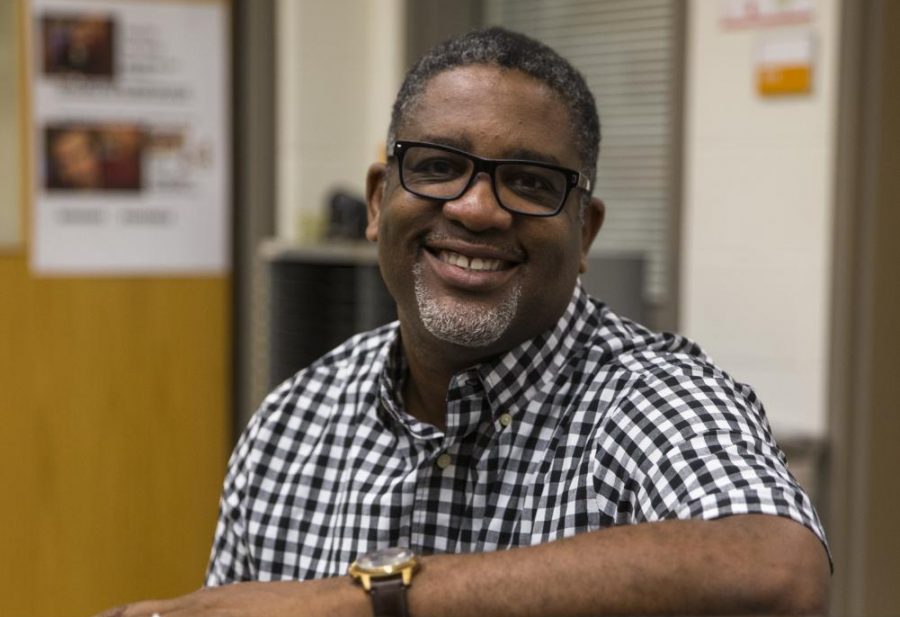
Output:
(755, 33), (815, 97)
(758, 64), (812, 95)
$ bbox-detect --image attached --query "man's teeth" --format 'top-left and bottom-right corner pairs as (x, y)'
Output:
(439, 250), (504, 272)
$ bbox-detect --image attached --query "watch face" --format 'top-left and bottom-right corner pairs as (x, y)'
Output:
(356, 546), (415, 570)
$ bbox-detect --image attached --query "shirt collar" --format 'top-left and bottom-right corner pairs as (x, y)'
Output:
(377, 283), (595, 437)
(474, 282), (593, 417)
(377, 330), (443, 441)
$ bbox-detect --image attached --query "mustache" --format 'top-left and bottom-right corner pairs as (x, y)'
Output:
(422, 230), (526, 261)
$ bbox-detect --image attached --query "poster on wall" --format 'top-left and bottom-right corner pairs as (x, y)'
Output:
(27, 0), (229, 274)
(756, 32), (814, 97)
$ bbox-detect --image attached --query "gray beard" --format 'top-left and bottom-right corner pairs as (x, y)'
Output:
(413, 261), (522, 348)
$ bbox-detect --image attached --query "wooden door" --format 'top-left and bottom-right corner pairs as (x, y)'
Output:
(0, 263), (231, 617)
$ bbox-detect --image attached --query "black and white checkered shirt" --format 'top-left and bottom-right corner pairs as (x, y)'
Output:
(206, 284), (827, 584)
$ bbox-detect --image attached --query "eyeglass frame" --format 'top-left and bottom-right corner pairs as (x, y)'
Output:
(390, 140), (592, 218)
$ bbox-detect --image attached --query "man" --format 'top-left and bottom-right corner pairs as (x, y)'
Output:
(48, 127), (103, 189)
(99, 27), (829, 617)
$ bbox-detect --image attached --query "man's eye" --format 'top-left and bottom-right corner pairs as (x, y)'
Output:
(506, 171), (556, 194)
(410, 157), (465, 178)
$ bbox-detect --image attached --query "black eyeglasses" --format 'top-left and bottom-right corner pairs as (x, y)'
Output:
(392, 140), (591, 217)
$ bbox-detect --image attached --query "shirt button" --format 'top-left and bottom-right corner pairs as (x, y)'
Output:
(435, 453), (452, 469)
(499, 413), (513, 428)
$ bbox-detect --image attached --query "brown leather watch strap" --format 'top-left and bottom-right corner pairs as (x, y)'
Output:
(368, 577), (410, 617)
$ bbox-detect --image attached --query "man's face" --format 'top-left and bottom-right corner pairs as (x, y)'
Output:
(366, 65), (604, 360)
(52, 130), (102, 188)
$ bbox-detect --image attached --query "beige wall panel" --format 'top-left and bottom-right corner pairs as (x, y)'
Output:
(0, 253), (230, 617)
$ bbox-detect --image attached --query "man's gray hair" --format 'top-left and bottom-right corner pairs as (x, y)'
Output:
(387, 27), (601, 190)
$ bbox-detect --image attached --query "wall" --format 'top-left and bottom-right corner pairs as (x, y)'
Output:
(0, 2), (232, 615)
(276, 0), (405, 241)
(0, 0), (21, 248)
(681, 0), (840, 438)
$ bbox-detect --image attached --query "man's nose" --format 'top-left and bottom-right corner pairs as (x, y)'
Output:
(441, 172), (514, 232)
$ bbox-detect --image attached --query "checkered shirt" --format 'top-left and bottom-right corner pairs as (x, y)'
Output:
(206, 283), (828, 585)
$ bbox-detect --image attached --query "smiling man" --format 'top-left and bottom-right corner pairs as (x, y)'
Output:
(98, 28), (829, 617)
(366, 61), (605, 432)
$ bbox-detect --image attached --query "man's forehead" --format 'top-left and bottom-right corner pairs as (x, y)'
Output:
(398, 65), (578, 162)
(414, 64), (560, 108)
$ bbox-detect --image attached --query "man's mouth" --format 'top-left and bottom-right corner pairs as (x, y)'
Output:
(436, 250), (508, 272)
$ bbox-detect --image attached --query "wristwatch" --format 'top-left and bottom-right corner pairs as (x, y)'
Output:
(348, 546), (420, 617)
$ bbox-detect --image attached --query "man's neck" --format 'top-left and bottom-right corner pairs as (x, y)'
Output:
(401, 359), (449, 431)
(398, 325), (504, 431)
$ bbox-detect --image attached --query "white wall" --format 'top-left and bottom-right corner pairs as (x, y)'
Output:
(681, 0), (840, 438)
(276, 0), (405, 242)
(0, 0), (21, 249)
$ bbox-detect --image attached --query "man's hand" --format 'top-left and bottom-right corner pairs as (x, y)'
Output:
(91, 576), (369, 617)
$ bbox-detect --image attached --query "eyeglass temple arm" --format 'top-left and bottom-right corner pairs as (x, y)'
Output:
(577, 173), (591, 192)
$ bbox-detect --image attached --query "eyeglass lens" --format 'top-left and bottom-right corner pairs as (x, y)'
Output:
(400, 145), (568, 215)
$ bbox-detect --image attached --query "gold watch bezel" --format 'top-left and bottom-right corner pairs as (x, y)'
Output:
(348, 552), (419, 592)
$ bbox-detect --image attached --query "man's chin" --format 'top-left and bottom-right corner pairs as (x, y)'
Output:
(418, 302), (508, 348)
(413, 261), (523, 349)
(415, 292), (521, 349)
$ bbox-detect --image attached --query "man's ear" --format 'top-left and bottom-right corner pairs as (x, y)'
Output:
(365, 162), (387, 242)
(579, 197), (605, 274)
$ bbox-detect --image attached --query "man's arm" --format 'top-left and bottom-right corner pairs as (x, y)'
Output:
(94, 514), (829, 617)
(410, 515), (829, 617)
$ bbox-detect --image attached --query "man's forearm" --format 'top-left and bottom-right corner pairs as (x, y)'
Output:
(94, 514), (829, 617)
(407, 514), (829, 617)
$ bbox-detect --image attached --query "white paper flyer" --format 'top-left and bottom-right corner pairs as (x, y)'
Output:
(28, 0), (230, 274)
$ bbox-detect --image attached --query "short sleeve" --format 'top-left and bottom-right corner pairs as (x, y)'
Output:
(598, 353), (830, 559)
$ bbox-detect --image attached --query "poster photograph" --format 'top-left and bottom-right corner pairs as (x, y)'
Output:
(28, 0), (229, 274)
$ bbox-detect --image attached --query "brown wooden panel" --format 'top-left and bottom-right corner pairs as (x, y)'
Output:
(827, 0), (900, 614)
(0, 252), (230, 617)
(862, 0), (900, 609)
